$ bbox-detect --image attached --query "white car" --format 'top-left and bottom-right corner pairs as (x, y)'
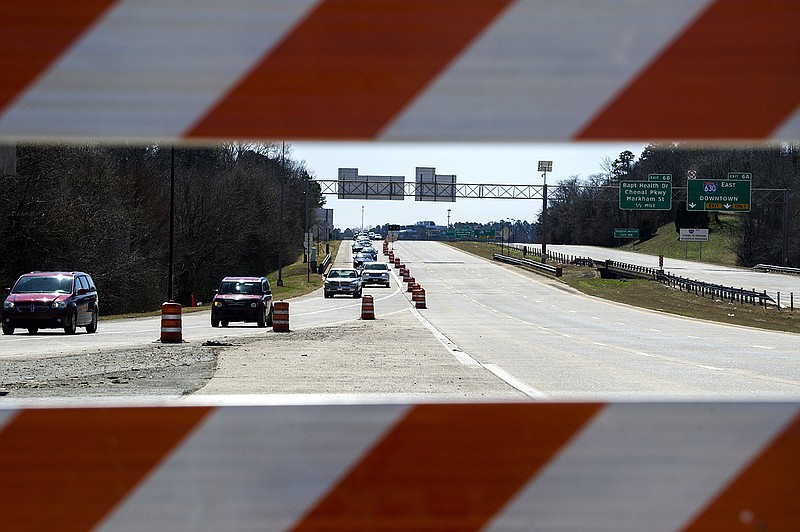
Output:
(361, 262), (391, 287)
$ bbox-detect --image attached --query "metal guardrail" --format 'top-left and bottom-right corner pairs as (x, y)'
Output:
(492, 243), (793, 310)
(493, 254), (562, 277)
(318, 253), (332, 274)
(603, 260), (778, 308)
(753, 264), (800, 276)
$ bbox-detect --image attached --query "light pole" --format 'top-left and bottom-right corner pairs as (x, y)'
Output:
(361, 205), (365, 231)
(538, 160), (552, 264)
(447, 208), (451, 228)
(277, 143), (285, 286)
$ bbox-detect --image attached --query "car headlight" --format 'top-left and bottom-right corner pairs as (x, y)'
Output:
(4, 300), (13, 309)
(51, 300), (67, 309)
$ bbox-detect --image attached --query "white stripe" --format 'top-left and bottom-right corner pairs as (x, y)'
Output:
(488, 403), (798, 532)
(160, 327), (182, 333)
(383, 0), (712, 141)
(97, 405), (410, 532)
(0, 0), (317, 139)
(160, 314), (182, 321)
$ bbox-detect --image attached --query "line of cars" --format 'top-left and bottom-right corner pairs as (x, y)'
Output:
(324, 234), (391, 298)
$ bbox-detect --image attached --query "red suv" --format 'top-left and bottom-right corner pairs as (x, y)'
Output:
(2, 271), (99, 335)
(211, 276), (273, 327)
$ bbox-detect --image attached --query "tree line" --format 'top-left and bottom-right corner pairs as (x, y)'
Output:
(541, 143), (800, 267)
(0, 143), (323, 315)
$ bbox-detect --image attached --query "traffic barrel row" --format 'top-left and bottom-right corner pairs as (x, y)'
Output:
(392, 257), (428, 310)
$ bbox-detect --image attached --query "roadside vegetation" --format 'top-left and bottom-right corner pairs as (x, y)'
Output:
(447, 240), (800, 335)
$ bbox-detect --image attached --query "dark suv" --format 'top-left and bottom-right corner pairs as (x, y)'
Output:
(2, 271), (99, 335)
(211, 276), (273, 327)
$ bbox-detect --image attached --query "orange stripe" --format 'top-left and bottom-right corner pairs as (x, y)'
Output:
(682, 413), (800, 531)
(0, 406), (211, 531)
(189, 0), (513, 140)
(0, 0), (117, 112)
(576, 0), (800, 140)
(292, 403), (602, 531)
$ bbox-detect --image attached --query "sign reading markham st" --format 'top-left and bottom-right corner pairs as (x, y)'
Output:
(619, 174), (672, 210)
(687, 172), (751, 212)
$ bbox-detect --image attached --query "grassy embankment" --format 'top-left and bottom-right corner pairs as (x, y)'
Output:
(107, 241), (340, 319)
(447, 218), (800, 334)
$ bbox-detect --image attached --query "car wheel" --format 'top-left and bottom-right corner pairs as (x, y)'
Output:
(2, 326), (13, 335)
(266, 307), (274, 326)
(221, 321), (229, 327)
(257, 308), (267, 327)
(354, 290), (362, 299)
(211, 318), (220, 327)
(64, 309), (77, 335)
(86, 308), (98, 333)
(324, 291), (331, 298)
(385, 282), (391, 288)
(27, 327), (38, 334)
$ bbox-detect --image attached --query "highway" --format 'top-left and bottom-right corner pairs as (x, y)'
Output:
(2, 240), (798, 400)
(390, 241), (800, 400)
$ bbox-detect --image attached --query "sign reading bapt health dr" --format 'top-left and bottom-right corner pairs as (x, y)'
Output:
(619, 174), (672, 210)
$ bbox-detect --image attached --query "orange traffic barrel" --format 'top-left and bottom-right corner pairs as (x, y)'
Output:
(160, 301), (182, 343)
(402, 269), (412, 282)
(388, 251), (394, 261)
(394, 258), (400, 267)
(407, 278), (416, 291)
(361, 295), (375, 320)
(273, 301), (290, 332)
(413, 287), (427, 309)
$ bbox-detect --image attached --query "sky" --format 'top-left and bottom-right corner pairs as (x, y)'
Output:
(291, 142), (648, 230)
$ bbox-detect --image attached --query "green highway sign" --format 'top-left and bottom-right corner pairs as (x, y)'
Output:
(619, 180), (672, 210)
(687, 172), (751, 212)
(648, 173), (672, 182)
(614, 228), (640, 239)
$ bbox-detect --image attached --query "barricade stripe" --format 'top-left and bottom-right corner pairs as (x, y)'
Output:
(0, 0), (116, 111)
(577, 0), (800, 139)
(0, 407), (212, 531)
(188, 0), (514, 139)
(292, 403), (602, 530)
(682, 413), (800, 531)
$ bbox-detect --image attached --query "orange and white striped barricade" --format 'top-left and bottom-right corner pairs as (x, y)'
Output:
(272, 301), (290, 332)
(407, 278), (416, 292)
(160, 301), (182, 343)
(361, 295), (375, 320)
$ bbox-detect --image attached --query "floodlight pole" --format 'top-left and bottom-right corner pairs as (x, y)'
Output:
(538, 161), (552, 264)
(277, 143), (285, 286)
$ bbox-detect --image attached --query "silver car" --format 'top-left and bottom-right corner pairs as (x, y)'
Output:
(361, 262), (391, 287)
(323, 268), (363, 298)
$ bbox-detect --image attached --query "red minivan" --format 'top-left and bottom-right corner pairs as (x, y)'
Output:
(2, 271), (99, 335)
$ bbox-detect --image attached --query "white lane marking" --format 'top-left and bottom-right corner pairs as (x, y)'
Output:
(697, 365), (725, 371)
(407, 307), (480, 367)
(751, 345), (775, 350)
(483, 364), (549, 400)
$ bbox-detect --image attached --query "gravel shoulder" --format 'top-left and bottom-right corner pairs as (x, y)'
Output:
(0, 307), (524, 401)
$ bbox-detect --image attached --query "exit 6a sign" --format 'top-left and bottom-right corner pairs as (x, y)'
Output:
(687, 172), (751, 212)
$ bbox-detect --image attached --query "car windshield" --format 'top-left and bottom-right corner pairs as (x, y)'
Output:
(364, 264), (387, 270)
(219, 281), (260, 295)
(329, 270), (358, 278)
(13, 275), (73, 294)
